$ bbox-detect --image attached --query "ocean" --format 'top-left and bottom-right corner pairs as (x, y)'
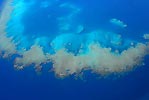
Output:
(0, 0), (149, 100)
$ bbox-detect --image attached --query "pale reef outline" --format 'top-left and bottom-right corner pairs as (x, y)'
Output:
(0, 0), (149, 78)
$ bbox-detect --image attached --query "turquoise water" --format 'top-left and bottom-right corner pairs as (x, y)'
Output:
(0, 0), (149, 100)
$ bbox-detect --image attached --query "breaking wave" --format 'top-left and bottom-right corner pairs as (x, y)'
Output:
(0, 0), (149, 77)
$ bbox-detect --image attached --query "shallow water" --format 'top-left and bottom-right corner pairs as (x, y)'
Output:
(0, 0), (149, 100)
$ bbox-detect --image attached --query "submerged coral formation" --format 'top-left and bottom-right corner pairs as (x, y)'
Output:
(0, 0), (149, 77)
(110, 18), (127, 28)
(143, 34), (149, 40)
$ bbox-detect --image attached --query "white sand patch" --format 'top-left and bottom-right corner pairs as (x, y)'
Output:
(143, 34), (149, 39)
(110, 18), (127, 28)
(15, 45), (48, 69)
(0, 34), (16, 56)
(0, 0), (13, 34)
(0, 0), (16, 56)
(51, 43), (148, 76)
(0, 0), (149, 78)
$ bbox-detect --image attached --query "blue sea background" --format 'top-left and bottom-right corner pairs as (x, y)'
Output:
(0, 0), (149, 100)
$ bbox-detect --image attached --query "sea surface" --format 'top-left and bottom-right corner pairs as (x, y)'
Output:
(0, 0), (149, 100)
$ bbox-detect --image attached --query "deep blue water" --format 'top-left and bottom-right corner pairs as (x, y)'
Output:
(0, 57), (149, 100)
(0, 0), (149, 100)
